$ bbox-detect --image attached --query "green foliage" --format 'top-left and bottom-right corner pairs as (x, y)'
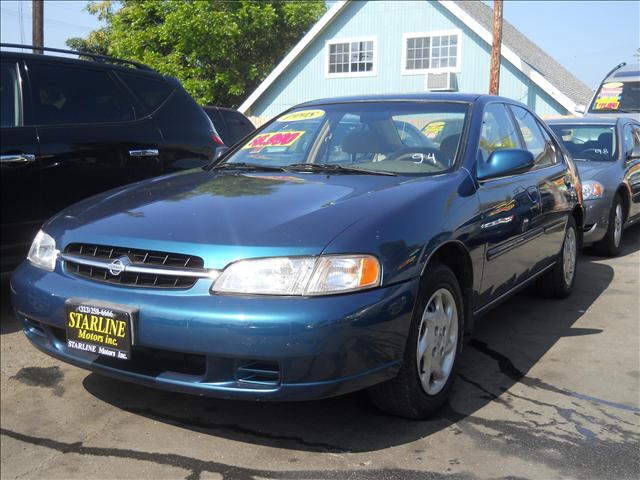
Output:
(66, 0), (326, 107)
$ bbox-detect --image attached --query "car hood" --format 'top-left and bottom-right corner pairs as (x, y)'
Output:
(45, 169), (430, 269)
(574, 160), (616, 181)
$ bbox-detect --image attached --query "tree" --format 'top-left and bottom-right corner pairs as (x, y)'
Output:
(66, 0), (326, 107)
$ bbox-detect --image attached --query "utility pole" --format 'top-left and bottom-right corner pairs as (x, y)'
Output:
(489, 0), (503, 95)
(32, 0), (44, 54)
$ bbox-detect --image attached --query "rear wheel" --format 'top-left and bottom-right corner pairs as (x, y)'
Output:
(536, 215), (578, 299)
(593, 195), (625, 257)
(368, 262), (463, 419)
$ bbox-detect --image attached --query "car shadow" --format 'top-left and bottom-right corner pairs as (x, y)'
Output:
(81, 226), (639, 453)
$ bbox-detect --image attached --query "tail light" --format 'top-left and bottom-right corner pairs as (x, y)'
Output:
(211, 132), (225, 146)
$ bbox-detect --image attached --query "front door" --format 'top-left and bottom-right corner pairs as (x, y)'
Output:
(0, 60), (41, 270)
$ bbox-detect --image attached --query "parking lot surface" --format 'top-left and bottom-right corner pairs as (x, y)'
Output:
(1, 228), (639, 480)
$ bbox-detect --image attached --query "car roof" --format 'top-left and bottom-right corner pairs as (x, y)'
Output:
(605, 64), (640, 82)
(0, 48), (164, 80)
(295, 92), (484, 108)
(546, 117), (622, 126)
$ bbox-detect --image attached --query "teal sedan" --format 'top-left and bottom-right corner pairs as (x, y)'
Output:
(11, 94), (582, 418)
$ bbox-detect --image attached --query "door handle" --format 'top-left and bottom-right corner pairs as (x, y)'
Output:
(1, 153), (36, 165)
(128, 149), (159, 157)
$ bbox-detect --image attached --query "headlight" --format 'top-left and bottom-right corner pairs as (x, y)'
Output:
(27, 230), (59, 271)
(211, 255), (381, 296)
(582, 180), (604, 200)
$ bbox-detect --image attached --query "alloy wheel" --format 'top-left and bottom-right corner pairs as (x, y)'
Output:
(416, 288), (458, 395)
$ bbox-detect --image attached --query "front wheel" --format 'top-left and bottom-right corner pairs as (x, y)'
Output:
(368, 262), (463, 419)
(536, 215), (578, 299)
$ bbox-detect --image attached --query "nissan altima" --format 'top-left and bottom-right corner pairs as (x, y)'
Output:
(11, 94), (582, 418)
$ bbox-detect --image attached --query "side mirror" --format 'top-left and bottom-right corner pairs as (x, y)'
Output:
(626, 147), (640, 161)
(214, 146), (230, 161)
(478, 149), (535, 181)
(574, 104), (586, 115)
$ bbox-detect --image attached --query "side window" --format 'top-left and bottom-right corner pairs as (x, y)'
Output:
(622, 125), (635, 156)
(633, 127), (640, 149)
(510, 105), (557, 169)
(0, 63), (22, 127)
(478, 103), (521, 162)
(29, 63), (134, 125)
(220, 110), (255, 145)
(119, 72), (174, 114)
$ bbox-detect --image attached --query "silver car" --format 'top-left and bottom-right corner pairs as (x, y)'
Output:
(548, 117), (640, 255)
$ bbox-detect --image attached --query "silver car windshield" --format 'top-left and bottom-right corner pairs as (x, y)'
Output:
(549, 124), (617, 162)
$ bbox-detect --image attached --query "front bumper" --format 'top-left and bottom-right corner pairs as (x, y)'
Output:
(582, 199), (610, 244)
(11, 261), (418, 401)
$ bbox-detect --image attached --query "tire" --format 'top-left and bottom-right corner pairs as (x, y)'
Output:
(536, 215), (578, 299)
(593, 194), (625, 257)
(368, 262), (463, 419)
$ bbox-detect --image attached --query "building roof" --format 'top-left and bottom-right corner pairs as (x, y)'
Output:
(239, 0), (593, 114)
(453, 1), (593, 107)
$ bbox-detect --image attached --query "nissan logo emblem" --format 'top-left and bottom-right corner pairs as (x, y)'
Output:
(108, 256), (129, 276)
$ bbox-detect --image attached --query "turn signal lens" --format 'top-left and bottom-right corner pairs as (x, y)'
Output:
(305, 255), (381, 295)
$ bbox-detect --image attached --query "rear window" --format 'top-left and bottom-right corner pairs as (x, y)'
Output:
(119, 73), (174, 113)
(219, 109), (255, 145)
(589, 81), (640, 114)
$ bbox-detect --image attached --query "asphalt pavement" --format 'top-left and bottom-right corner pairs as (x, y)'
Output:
(1, 227), (639, 480)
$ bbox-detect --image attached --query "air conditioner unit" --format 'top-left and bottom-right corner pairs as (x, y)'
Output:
(426, 72), (457, 92)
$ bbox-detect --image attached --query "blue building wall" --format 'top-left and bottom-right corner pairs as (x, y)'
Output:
(248, 1), (568, 118)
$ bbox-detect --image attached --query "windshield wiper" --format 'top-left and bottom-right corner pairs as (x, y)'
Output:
(212, 162), (287, 172)
(287, 163), (397, 176)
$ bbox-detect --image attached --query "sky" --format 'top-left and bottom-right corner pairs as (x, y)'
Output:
(1, 0), (638, 90)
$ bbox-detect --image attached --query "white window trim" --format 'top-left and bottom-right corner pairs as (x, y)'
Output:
(325, 36), (378, 79)
(401, 29), (461, 76)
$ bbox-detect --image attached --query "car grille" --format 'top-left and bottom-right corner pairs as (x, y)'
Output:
(64, 243), (205, 289)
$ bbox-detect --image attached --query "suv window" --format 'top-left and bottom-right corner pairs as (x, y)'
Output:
(29, 63), (135, 125)
(119, 72), (173, 114)
(1, 63), (22, 127)
(219, 109), (254, 145)
(510, 105), (557, 168)
(479, 103), (521, 162)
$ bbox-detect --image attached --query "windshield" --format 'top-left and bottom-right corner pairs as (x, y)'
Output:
(549, 124), (617, 161)
(218, 102), (469, 175)
(588, 80), (640, 113)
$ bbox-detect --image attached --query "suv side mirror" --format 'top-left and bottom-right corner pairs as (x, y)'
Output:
(214, 146), (230, 161)
(478, 149), (535, 181)
(574, 104), (586, 114)
(626, 147), (640, 161)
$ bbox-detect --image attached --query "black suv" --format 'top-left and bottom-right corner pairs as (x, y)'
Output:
(0, 44), (218, 272)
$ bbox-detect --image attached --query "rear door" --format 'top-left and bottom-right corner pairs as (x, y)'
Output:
(0, 59), (41, 270)
(509, 105), (572, 262)
(25, 60), (163, 221)
(475, 103), (544, 306)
